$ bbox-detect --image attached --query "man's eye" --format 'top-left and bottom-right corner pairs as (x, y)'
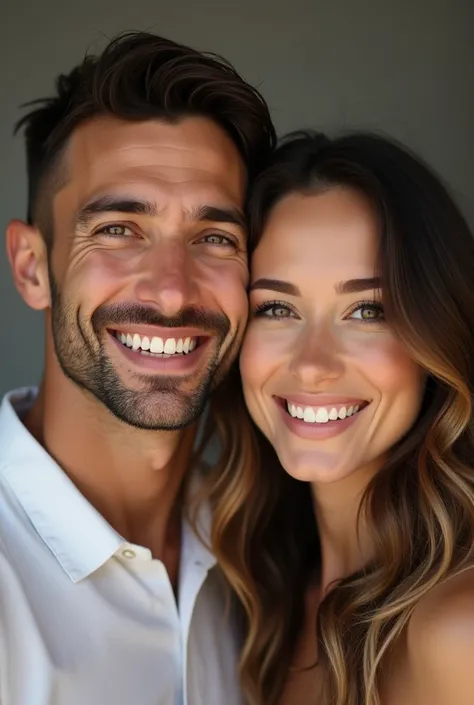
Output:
(200, 233), (236, 247)
(95, 224), (134, 237)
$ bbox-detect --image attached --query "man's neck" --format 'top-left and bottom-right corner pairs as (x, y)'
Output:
(24, 368), (197, 579)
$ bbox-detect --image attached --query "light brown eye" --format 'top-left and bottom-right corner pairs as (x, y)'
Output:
(254, 301), (296, 319)
(361, 307), (378, 319)
(270, 306), (291, 318)
(348, 302), (385, 323)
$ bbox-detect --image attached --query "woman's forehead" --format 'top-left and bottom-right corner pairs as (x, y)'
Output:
(252, 189), (379, 282)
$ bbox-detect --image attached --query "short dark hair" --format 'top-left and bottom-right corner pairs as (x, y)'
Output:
(15, 30), (276, 241)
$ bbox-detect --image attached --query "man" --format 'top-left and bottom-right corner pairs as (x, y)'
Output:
(0, 31), (275, 705)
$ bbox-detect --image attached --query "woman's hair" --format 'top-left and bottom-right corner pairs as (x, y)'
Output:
(198, 130), (474, 705)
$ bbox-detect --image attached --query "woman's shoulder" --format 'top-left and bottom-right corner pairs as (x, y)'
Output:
(405, 565), (474, 705)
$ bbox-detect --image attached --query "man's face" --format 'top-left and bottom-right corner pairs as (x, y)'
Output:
(47, 115), (248, 430)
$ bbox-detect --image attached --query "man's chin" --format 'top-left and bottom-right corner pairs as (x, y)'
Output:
(101, 386), (208, 432)
(111, 410), (203, 432)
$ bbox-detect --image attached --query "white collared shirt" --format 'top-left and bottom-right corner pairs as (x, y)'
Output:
(0, 388), (242, 705)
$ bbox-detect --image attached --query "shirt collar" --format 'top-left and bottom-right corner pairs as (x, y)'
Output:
(0, 388), (125, 582)
(0, 387), (216, 582)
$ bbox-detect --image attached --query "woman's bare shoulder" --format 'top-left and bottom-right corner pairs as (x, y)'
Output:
(404, 565), (474, 705)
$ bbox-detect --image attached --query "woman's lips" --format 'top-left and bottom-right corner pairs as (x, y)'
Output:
(274, 395), (371, 440)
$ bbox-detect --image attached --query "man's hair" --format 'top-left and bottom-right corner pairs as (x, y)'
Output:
(15, 31), (276, 242)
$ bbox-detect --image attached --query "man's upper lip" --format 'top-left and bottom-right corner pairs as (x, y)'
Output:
(108, 325), (209, 338)
(276, 394), (369, 406)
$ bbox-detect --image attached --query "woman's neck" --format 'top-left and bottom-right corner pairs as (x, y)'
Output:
(312, 461), (381, 595)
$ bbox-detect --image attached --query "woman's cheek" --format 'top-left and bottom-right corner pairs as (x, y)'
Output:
(348, 331), (422, 393)
(241, 323), (291, 385)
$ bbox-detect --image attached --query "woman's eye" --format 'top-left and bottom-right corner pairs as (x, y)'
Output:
(95, 224), (134, 238)
(254, 302), (296, 319)
(348, 302), (385, 323)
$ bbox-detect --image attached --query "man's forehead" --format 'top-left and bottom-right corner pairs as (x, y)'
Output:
(66, 115), (245, 185)
(52, 116), (247, 219)
(51, 119), (247, 229)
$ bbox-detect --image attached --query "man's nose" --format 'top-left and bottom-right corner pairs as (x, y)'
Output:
(134, 241), (194, 317)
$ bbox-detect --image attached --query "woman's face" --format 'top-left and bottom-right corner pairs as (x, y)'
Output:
(240, 188), (426, 484)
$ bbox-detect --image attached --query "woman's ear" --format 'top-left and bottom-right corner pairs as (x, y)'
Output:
(6, 220), (51, 310)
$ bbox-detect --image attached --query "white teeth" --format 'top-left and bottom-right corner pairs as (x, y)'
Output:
(286, 401), (365, 424)
(132, 334), (141, 351)
(315, 408), (329, 423)
(164, 338), (177, 354)
(150, 337), (164, 353)
(117, 331), (198, 355)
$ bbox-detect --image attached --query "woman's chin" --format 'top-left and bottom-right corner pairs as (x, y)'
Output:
(275, 445), (357, 485)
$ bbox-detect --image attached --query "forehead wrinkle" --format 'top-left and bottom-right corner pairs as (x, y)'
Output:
(92, 164), (237, 185)
(77, 181), (241, 211)
(91, 145), (228, 170)
(87, 154), (242, 199)
(70, 118), (243, 181)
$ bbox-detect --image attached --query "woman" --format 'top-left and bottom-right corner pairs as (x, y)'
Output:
(201, 131), (474, 705)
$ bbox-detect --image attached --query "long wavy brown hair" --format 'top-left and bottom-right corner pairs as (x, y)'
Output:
(196, 131), (474, 705)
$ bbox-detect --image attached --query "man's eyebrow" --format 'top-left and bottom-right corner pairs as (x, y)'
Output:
(75, 198), (246, 231)
(249, 278), (301, 296)
(189, 205), (246, 230)
(335, 277), (382, 294)
(75, 196), (157, 228)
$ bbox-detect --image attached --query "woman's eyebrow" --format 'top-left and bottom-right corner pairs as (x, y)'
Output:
(249, 278), (301, 296)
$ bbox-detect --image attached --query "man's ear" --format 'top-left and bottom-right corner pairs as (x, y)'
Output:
(6, 220), (51, 310)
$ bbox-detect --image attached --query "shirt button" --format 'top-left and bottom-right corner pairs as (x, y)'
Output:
(122, 549), (136, 559)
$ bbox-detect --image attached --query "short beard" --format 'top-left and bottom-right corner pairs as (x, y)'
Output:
(48, 273), (239, 431)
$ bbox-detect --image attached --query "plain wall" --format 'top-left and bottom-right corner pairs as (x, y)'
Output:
(1, 0), (473, 394)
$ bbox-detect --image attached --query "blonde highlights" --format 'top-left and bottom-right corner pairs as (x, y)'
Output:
(199, 132), (474, 705)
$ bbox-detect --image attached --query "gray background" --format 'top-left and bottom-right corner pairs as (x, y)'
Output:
(1, 0), (473, 394)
